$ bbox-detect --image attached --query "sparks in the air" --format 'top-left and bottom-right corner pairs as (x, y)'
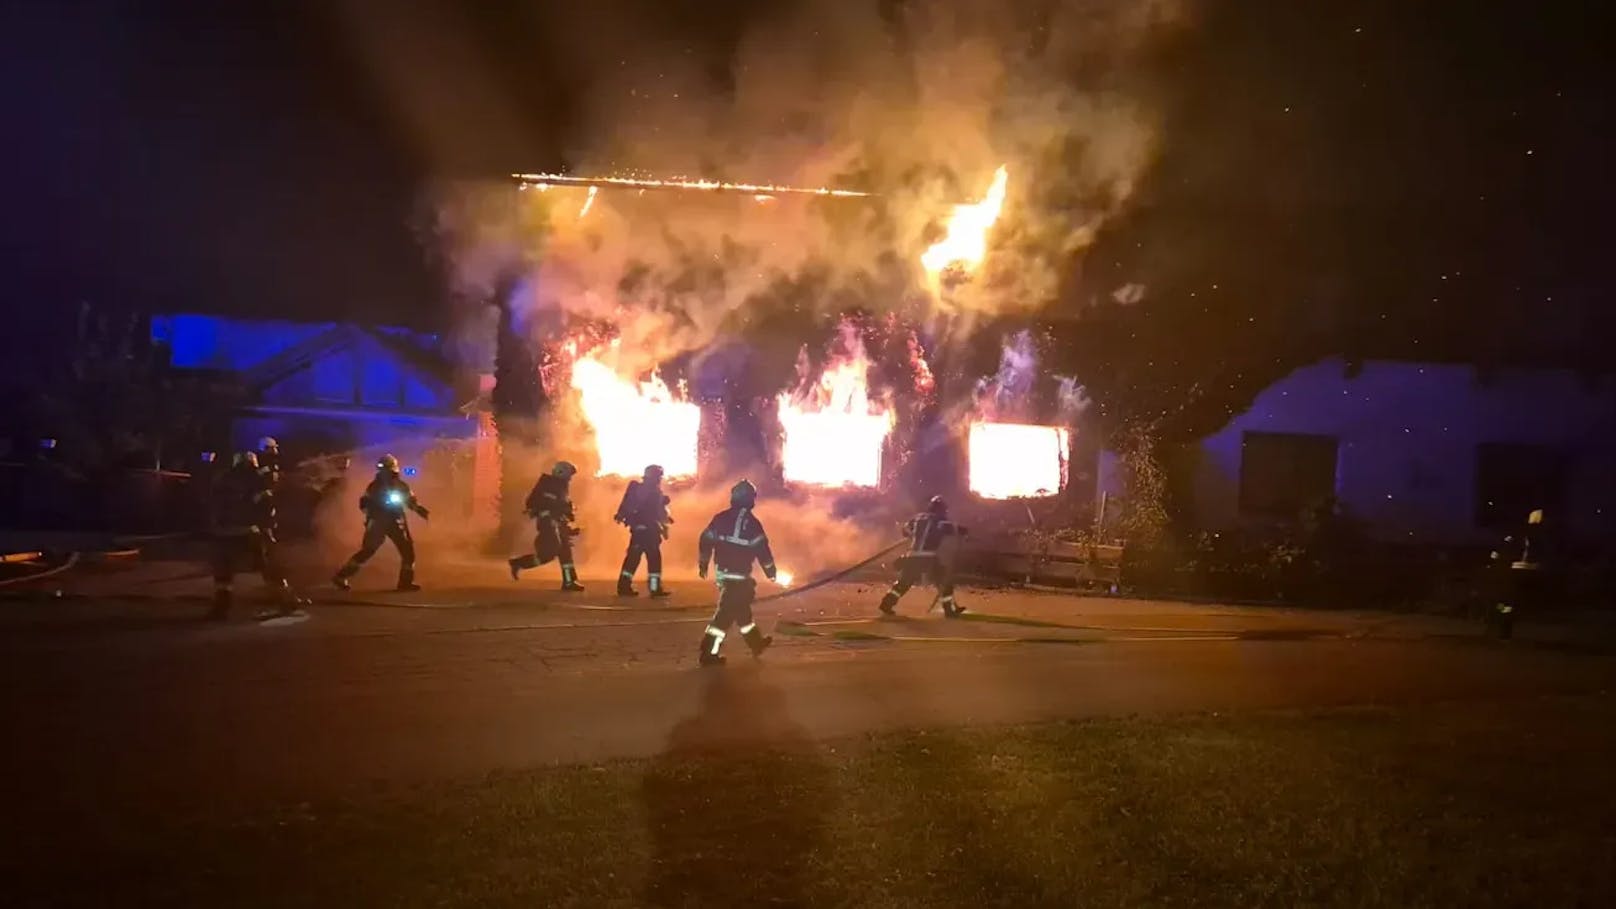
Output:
(578, 185), (598, 218)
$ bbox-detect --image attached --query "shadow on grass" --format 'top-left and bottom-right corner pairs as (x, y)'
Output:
(641, 670), (833, 908)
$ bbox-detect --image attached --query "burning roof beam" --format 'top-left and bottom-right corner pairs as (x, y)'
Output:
(512, 172), (873, 198)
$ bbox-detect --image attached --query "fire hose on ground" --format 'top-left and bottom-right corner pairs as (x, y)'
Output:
(753, 539), (908, 605)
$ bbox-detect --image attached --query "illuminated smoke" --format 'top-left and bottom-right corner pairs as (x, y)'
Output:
(422, 0), (1188, 378)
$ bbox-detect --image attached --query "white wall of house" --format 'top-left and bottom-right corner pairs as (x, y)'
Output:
(1190, 358), (1616, 545)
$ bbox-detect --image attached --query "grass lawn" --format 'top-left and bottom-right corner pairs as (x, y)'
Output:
(14, 692), (1616, 908)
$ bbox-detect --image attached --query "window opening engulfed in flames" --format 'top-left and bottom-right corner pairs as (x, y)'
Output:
(968, 422), (1070, 500)
(570, 346), (701, 480)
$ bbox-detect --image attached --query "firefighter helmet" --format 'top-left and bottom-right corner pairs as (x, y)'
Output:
(377, 453), (400, 473)
(730, 479), (757, 507)
(644, 464), (664, 482)
(553, 460), (578, 479)
(928, 495), (948, 515)
(233, 450), (259, 469)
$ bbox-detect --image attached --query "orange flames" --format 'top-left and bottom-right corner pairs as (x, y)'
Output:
(777, 327), (893, 489)
(968, 421), (1070, 500)
(921, 165), (1009, 290)
(568, 341), (700, 479)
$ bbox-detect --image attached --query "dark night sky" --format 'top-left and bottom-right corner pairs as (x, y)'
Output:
(2, 0), (1611, 378)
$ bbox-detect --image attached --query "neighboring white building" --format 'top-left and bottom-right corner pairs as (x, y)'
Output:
(1187, 358), (1616, 545)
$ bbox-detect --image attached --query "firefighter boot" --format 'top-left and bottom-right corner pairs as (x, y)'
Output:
(878, 591), (899, 616)
(940, 594), (965, 619)
(272, 580), (310, 613)
(332, 561), (357, 591)
(508, 558), (523, 581)
(740, 623), (772, 658)
(560, 564), (585, 592)
(648, 573), (670, 599)
(699, 627), (727, 666)
(396, 566), (421, 593)
(617, 572), (639, 597)
(208, 587), (232, 621)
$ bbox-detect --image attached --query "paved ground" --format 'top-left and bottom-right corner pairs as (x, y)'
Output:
(5, 554), (1615, 829)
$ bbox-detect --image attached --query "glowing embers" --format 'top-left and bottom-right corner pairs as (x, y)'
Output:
(569, 343), (700, 479)
(777, 327), (894, 489)
(968, 422), (1070, 500)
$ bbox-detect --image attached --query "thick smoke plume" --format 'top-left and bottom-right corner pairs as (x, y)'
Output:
(432, 0), (1187, 376)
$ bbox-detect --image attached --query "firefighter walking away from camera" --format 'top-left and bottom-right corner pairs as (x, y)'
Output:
(333, 454), (429, 592)
(509, 460), (585, 591)
(616, 464), (673, 597)
(210, 450), (304, 619)
(879, 496), (968, 618)
(695, 480), (782, 666)
(1488, 507), (1551, 640)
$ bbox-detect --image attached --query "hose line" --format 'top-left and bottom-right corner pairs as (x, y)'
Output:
(754, 539), (907, 604)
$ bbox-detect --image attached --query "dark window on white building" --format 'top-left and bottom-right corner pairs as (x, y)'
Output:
(1475, 443), (1566, 528)
(1239, 431), (1339, 518)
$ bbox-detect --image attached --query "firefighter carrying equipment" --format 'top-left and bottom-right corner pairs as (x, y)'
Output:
(878, 509), (969, 618)
(512, 470), (583, 590)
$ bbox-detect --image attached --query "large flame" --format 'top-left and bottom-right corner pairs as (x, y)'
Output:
(921, 165), (1009, 287)
(569, 341), (700, 479)
(777, 328), (893, 489)
(968, 421), (1070, 500)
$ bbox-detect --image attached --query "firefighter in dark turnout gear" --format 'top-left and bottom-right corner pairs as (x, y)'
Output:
(616, 464), (672, 597)
(209, 450), (300, 619)
(256, 436), (282, 490)
(509, 460), (584, 590)
(695, 479), (779, 665)
(879, 496), (967, 618)
(1488, 508), (1551, 639)
(333, 454), (430, 591)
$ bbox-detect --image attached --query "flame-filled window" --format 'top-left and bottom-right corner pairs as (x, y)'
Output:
(1238, 431), (1339, 518)
(969, 422), (1070, 500)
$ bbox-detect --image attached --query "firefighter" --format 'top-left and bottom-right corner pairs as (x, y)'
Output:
(256, 436), (282, 488)
(878, 495), (968, 618)
(509, 460), (585, 591)
(1488, 507), (1550, 640)
(615, 464), (673, 597)
(209, 450), (302, 619)
(695, 479), (780, 666)
(332, 454), (430, 592)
